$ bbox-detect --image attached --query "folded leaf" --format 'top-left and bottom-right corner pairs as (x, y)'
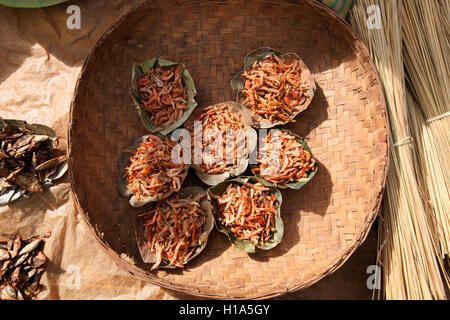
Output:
(130, 56), (198, 135)
(118, 134), (189, 207)
(252, 129), (318, 190)
(190, 102), (258, 186)
(231, 47), (316, 128)
(208, 177), (284, 253)
(136, 186), (214, 269)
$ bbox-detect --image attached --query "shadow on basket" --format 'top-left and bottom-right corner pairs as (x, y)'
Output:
(248, 159), (332, 263)
(283, 84), (330, 138)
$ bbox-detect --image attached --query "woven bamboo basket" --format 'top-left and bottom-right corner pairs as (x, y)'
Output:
(68, 0), (389, 299)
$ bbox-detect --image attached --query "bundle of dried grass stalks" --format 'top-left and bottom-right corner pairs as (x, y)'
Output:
(350, 0), (449, 300)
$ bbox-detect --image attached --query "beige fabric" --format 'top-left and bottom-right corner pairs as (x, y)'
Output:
(0, 0), (376, 300)
(0, 0), (179, 300)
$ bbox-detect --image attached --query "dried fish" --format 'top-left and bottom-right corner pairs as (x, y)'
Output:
(13, 172), (44, 193)
(34, 155), (67, 171)
(13, 253), (28, 267)
(27, 268), (37, 279)
(31, 251), (46, 268)
(1, 285), (17, 300)
(0, 249), (10, 261)
(18, 239), (41, 256)
(10, 236), (21, 258)
(215, 183), (277, 244)
(10, 266), (20, 283)
(193, 104), (248, 175)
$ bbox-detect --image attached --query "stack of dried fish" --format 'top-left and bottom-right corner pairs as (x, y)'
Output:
(0, 118), (68, 204)
(0, 234), (49, 300)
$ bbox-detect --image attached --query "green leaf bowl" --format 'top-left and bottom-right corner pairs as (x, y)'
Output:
(130, 56), (198, 135)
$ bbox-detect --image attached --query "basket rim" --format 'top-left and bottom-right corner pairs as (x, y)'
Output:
(67, 0), (390, 299)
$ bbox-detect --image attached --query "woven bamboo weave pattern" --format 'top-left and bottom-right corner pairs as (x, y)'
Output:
(68, 0), (389, 299)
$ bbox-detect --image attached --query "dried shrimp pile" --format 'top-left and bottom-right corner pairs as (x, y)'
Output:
(137, 65), (188, 128)
(126, 134), (186, 201)
(241, 54), (310, 124)
(192, 104), (248, 175)
(213, 182), (278, 246)
(139, 191), (208, 270)
(252, 130), (316, 185)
